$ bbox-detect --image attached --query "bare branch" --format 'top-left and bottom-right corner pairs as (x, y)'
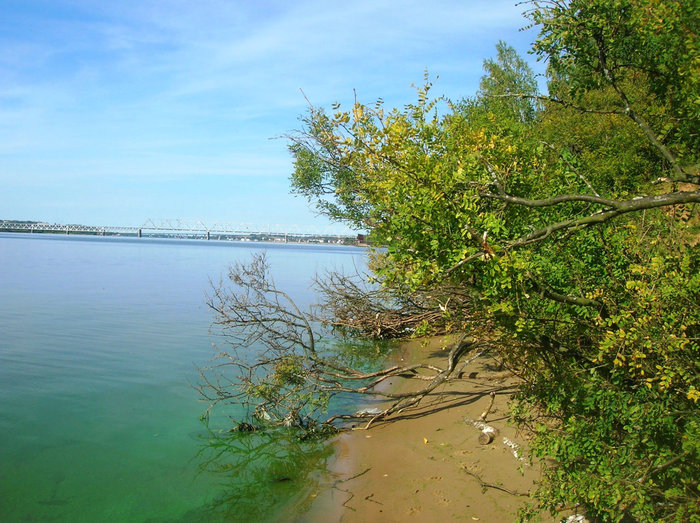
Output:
(507, 190), (700, 249)
(313, 269), (470, 338)
(483, 192), (618, 208)
(491, 93), (624, 116)
(200, 253), (482, 433)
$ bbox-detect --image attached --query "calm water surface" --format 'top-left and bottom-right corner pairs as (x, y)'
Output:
(0, 233), (365, 522)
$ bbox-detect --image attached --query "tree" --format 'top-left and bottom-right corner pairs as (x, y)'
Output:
(285, 1), (699, 520)
(527, 0), (699, 170)
(478, 40), (539, 123)
(203, 2), (698, 521)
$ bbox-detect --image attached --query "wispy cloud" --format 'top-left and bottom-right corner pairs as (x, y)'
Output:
(0, 0), (543, 228)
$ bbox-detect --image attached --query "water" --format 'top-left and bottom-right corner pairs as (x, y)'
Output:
(0, 233), (366, 522)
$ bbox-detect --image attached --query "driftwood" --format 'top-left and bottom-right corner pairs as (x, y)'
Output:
(479, 391), (497, 422)
(465, 418), (499, 445)
(461, 467), (530, 497)
(478, 430), (495, 445)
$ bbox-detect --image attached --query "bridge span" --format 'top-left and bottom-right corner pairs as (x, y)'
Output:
(0, 219), (355, 242)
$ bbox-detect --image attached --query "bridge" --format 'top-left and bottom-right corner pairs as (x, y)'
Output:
(0, 219), (356, 242)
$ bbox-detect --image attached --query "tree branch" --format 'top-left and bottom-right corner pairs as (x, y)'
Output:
(592, 32), (691, 183)
(527, 273), (603, 309)
(483, 192), (618, 208)
(506, 190), (700, 249)
(202, 254), (486, 434)
(490, 93), (625, 116)
(539, 141), (600, 196)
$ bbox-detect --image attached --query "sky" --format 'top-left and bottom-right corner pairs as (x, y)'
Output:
(0, 0), (546, 234)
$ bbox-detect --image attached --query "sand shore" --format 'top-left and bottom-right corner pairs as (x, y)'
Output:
(294, 336), (559, 523)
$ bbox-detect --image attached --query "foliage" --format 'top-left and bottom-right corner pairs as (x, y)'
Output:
(527, 0), (700, 160)
(479, 40), (540, 123)
(287, 1), (699, 520)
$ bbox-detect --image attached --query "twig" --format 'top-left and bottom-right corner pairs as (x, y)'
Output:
(461, 467), (530, 497)
(333, 467), (372, 512)
(364, 493), (383, 505)
(336, 467), (371, 485)
(479, 391), (496, 422)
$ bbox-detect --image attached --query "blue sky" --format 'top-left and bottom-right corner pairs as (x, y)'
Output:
(0, 0), (545, 234)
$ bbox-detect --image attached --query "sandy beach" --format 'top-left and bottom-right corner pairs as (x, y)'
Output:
(294, 337), (559, 523)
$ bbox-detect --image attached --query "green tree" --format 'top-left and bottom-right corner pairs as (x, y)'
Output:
(287, 2), (699, 520)
(478, 40), (539, 122)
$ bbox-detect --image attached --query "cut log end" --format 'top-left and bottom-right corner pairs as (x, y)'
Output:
(478, 430), (495, 445)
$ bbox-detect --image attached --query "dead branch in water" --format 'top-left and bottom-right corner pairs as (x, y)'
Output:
(312, 266), (471, 339)
(199, 252), (481, 432)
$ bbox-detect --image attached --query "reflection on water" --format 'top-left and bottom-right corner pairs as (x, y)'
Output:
(188, 425), (333, 522)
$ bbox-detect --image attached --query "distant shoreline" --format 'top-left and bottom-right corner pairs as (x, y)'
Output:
(0, 223), (364, 246)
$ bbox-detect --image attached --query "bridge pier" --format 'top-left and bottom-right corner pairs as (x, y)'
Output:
(206, 231), (210, 241)
(137, 228), (142, 238)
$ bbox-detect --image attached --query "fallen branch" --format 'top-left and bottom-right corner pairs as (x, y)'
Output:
(335, 467), (372, 512)
(201, 253), (482, 434)
(479, 391), (497, 422)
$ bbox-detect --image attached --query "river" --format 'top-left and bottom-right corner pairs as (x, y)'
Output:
(0, 232), (366, 522)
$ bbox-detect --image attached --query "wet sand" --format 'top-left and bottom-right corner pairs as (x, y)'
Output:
(295, 336), (558, 523)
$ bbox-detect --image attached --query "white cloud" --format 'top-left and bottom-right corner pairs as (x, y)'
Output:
(0, 0), (543, 225)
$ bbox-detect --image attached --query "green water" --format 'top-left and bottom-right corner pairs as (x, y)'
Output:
(0, 233), (364, 522)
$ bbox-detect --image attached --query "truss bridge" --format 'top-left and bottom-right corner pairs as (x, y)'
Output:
(0, 219), (354, 242)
